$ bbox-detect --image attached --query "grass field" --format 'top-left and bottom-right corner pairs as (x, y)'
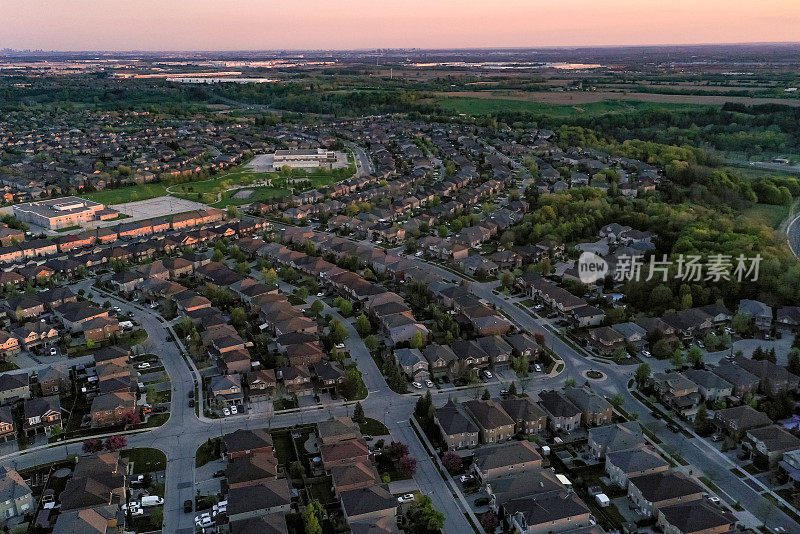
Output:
(210, 185), (292, 208)
(80, 183), (168, 204)
(740, 203), (791, 229)
(435, 96), (708, 118)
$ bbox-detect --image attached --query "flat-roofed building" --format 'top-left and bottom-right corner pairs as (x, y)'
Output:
(13, 196), (113, 230)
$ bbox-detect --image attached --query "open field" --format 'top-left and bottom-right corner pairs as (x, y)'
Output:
(80, 183), (168, 204)
(211, 186), (291, 208)
(433, 90), (800, 108)
(434, 96), (705, 118)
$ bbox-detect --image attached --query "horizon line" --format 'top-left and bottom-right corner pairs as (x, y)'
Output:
(3, 40), (800, 55)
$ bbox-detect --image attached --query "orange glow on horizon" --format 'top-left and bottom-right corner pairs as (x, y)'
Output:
(2, 0), (800, 51)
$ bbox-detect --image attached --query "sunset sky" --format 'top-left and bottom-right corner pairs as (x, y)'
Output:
(3, 0), (800, 51)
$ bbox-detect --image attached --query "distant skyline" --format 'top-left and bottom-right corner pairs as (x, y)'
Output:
(3, 1), (800, 51)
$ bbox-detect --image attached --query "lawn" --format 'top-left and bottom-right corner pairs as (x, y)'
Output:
(80, 183), (168, 205)
(271, 430), (298, 466)
(0, 360), (19, 372)
(210, 185), (292, 208)
(359, 418), (389, 436)
(195, 437), (222, 468)
(121, 447), (167, 474)
(435, 96), (706, 119)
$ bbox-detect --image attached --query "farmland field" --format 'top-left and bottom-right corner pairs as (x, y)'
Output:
(434, 95), (709, 118)
(433, 89), (800, 110)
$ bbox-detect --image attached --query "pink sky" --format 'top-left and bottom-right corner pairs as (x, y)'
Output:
(3, 0), (800, 50)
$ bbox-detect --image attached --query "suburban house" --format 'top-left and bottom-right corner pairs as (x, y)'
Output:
(537, 390), (581, 432)
(435, 399), (479, 450)
(588, 421), (645, 459)
(745, 425), (800, 469)
(463, 399), (516, 444)
(713, 405), (772, 440)
(499, 396), (547, 435)
(471, 441), (542, 481)
(564, 386), (613, 427)
(627, 471), (704, 517)
(606, 445), (669, 489)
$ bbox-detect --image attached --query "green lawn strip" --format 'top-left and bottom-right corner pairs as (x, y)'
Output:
(763, 492), (800, 524)
(121, 447), (167, 474)
(195, 438), (223, 468)
(358, 418), (389, 436)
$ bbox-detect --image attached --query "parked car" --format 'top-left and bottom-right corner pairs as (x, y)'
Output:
(184, 500), (193, 513)
(411, 382), (423, 389)
(188, 400), (194, 408)
(474, 497), (491, 506)
(397, 493), (415, 503)
(230, 405), (238, 415)
(222, 407), (231, 416)
(425, 379), (434, 388)
(711, 434), (723, 442)
(641, 350), (651, 358)
(482, 370), (493, 380)
(49, 347), (58, 356)
(459, 474), (475, 483)
(137, 362), (150, 370)
(534, 364), (542, 372)
(667, 423), (680, 433)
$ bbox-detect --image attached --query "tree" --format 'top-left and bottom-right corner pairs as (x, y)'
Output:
(442, 451), (462, 474)
(227, 205), (240, 219)
(122, 410), (140, 428)
(564, 378), (577, 388)
(82, 438), (103, 454)
(353, 402), (366, 424)
(512, 355), (529, 377)
(752, 346), (765, 361)
(302, 499), (323, 534)
(399, 454), (417, 477)
(290, 460), (307, 479)
(670, 349), (686, 368)
(104, 435), (127, 451)
(508, 381), (517, 396)
(500, 270), (515, 290)
(688, 346), (704, 368)
(534, 332), (546, 348)
(652, 338), (673, 360)
(328, 318), (349, 345)
(355, 313), (372, 337)
(262, 267), (278, 285)
(406, 494), (445, 533)
(609, 393), (624, 408)
(364, 334), (379, 353)
(409, 330), (426, 349)
(635, 363), (651, 389)
(788, 349), (800, 376)
(481, 388), (491, 400)
(415, 391), (433, 420)
(230, 307), (247, 328)
(212, 248), (224, 262)
(731, 313), (755, 337)
(388, 441), (410, 461)
(309, 299), (324, 316)
(334, 297), (353, 317)
(480, 511), (500, 531)
(612, 347), (628, 364)
(694, 404), (712, 436)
